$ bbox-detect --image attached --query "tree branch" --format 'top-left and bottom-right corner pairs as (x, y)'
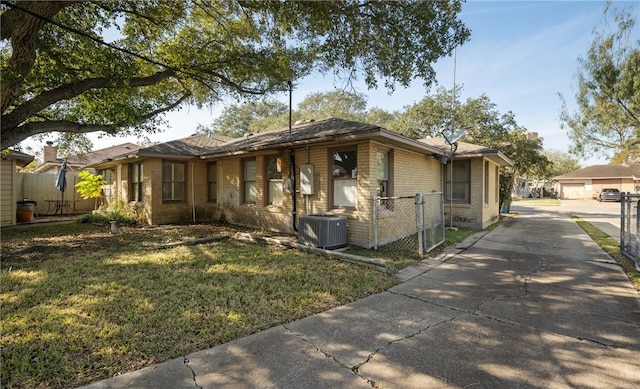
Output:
(3, 1), (269, 98)
(137, 91), (192, 122)
(1, 120), (117, 149)
(0, 1), (75, 113)
(1, 91), (192, 149)
(2, 69), (176, 131)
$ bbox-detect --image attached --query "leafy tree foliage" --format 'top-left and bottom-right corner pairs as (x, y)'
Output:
(386, 86), (456, 138)
(545, 150), (582, 177)
(74, 170), (107, 210)
(0, 0), (470, 150)
(202, 90), (395, 137)
(297, 90), (368, 122)
(206, 100), (289, 137)
(559, 3), (640, 163)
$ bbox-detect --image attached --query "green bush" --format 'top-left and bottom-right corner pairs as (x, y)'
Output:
(74, 170), (106, 211)
(76, 201), (141, 226)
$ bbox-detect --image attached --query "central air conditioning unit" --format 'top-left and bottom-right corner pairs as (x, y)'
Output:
(298, 215), (347, 250)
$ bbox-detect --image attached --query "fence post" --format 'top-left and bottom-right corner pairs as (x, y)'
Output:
(636, 197), (640, 268)
(415, 193), (424, 258)
(621, 193), (627, 251)
(373, 195), (378, 250)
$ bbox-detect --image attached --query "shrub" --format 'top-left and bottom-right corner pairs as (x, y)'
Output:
(74, 170), (106, 210)
(76, 201), (141, 226)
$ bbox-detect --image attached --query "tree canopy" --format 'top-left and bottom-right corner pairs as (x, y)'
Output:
(0, 0), (470, 150)
(559, 3), (640, 163)
(544, 151), (582, 178)
(201, 90), (397, 136)
(390, 88), (550, 179)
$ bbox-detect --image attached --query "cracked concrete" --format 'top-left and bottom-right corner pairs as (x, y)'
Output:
(78, 207), (640, 389)
(183, 357), (202, 389)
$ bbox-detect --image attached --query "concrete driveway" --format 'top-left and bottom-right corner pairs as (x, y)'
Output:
(511, 199), (622, 242)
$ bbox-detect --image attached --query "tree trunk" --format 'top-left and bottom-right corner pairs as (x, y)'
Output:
(1, 1), (74, 113)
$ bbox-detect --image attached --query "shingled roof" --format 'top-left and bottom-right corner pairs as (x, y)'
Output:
(74, 143), (141, 166)
(86, 134), (233, 168)
(136, 133), (233, 159)
(554, 164), (640, 180)
(200, 117), (443, 158)
(418, 138), (513, 166)
(35, 142), (141, 172)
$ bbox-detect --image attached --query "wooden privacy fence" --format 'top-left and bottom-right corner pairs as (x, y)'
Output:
(17, 173), (95, 215)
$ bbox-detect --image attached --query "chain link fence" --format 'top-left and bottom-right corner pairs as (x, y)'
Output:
(372, 192), (445, 259)
(621, 193), (639, 270)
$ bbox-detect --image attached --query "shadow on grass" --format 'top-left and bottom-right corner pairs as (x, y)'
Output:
(1, 222), (396, 388)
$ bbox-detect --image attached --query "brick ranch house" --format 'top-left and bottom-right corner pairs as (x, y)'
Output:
(87, 118), (512, 248)
(553, 163), (640, 200)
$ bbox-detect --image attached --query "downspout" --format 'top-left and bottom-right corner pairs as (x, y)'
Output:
(191, 161), (196, 223)
(290, 149), (297, 232)
(287, 80), (297, 231)
(305, 147), (310, 215)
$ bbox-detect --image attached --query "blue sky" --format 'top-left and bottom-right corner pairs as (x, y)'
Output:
(90, 0), (638, 167)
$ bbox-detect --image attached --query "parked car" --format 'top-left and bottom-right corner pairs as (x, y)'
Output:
(597, 188), (621, 202)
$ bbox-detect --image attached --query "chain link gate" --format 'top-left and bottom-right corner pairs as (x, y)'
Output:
(416, 192), (446, 257)
(373, 192), (445, 258)
(620, 193), (640, 270)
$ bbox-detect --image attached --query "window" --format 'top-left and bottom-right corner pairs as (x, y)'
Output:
(243, 158), (257, 204)
(376, 149), (395, 210)
(445, 159), (470, 203)
(266, 156), (283, 206)
(495, 166), (500, 202)
(130, 162), (143, 202)
(99, 168), (115, 202)
(99, 168), (115, 185)
(162, 161), (186, 202)
(376, 151), (389, 198)
(208, 162), (217, 202)
(484, 161), (490, 204)
(331, 149), (357, 208)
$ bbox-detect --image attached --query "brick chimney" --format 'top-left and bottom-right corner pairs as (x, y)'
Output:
(43, 141), (57, 162)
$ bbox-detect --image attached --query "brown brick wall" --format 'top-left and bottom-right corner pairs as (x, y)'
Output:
(110, 142), (500, 245)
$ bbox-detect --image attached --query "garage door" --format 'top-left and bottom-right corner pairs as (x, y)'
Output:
(560, 183), (586, 199)
(593, 179), (622, 192)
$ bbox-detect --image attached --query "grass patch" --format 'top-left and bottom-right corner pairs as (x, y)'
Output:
(344, 226), (483, 270)
(571, 216), (640, 292)
(1, 223), (397, 388)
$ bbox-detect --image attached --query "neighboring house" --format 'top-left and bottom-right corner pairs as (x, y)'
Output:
(1, 150), (35, 227)
(34, 141), (141, 175)
(553, 164), (640, 200)
(88, 118), (512, 248)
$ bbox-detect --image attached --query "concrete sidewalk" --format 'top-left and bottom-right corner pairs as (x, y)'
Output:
(79, 210), (640, 389)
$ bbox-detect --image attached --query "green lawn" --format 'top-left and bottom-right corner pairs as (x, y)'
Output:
(572, 216), (640, 292)
(1, 223), (397, 388)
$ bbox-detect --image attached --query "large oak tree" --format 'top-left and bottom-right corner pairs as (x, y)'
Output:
(1, 0), (470, 150)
